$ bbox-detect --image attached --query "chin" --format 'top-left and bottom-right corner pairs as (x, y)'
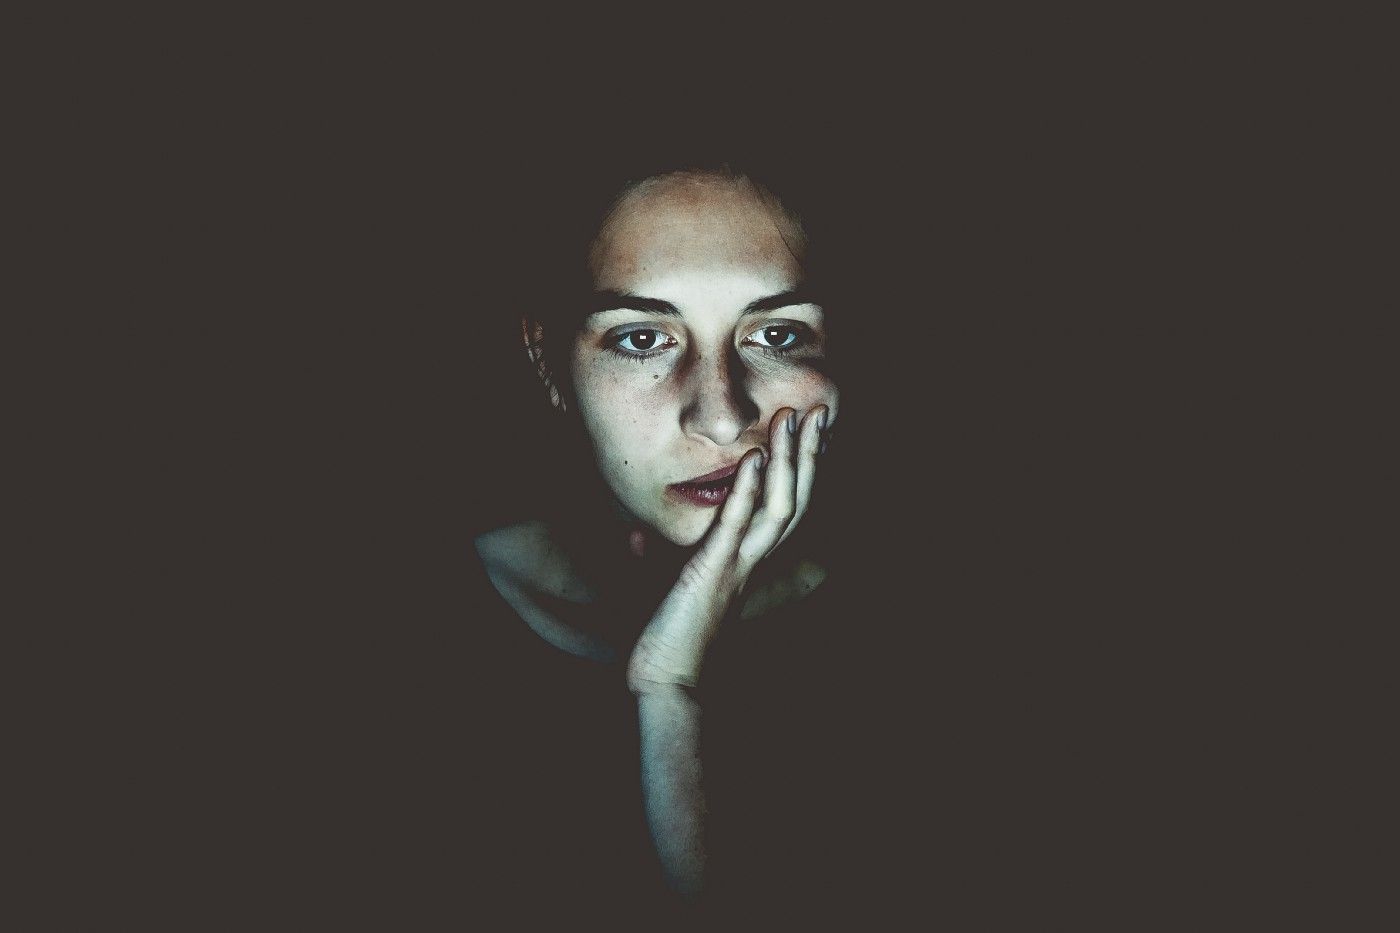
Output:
(649, 509), (714, 549)
(614, 488), (721, 550)
(665, 526), (707, 549)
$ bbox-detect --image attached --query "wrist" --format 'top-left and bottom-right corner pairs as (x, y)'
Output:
(626, 651), (700, 697)
(629, 679), (703, 705)
(628, 617), (721, 696)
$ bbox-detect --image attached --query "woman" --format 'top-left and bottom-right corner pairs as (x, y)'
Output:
(471, 160), (860, 908)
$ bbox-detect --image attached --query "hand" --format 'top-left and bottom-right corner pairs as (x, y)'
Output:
(626, 404), (830, 694)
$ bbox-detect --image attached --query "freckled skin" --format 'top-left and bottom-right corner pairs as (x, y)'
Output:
(571, 174), (839, 547)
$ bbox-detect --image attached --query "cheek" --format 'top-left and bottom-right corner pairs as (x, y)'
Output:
(758, 369), (840, 418)
(575, 370), (673, 469)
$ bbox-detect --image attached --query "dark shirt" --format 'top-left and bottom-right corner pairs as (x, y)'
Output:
(453, 549), (882, 917)
(284, 547), (885, 922)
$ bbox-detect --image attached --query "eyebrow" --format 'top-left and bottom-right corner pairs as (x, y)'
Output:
(587, 288), (820, 318)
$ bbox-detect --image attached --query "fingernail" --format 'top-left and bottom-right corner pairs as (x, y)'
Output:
(786, 410), (797, 434)
(818, 408), (828, 432)
(753, 450), (766, 470)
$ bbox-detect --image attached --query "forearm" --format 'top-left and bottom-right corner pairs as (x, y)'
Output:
(636, 684), (707, 895)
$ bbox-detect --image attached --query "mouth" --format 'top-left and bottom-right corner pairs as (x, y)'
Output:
(667, 463), (740, 509)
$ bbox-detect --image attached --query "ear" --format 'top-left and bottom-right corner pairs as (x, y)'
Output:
(520, 316), (567, 413)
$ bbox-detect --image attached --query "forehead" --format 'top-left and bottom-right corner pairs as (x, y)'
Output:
(588, 174), (806, 295)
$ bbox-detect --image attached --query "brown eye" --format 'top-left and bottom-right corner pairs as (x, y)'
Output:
(610, 329), (674, 357)
(746, 324), (802, 350)
(620, 331), (656, 351)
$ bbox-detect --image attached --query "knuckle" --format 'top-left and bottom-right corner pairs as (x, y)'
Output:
(678, 560), (709, 589)
(749, 516), (779, 540)
(682, 553), (732, 590)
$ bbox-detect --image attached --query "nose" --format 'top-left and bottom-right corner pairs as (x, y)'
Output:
(679, 347), (759, 448)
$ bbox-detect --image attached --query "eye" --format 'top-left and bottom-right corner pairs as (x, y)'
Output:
(744, 324), (804, 351)
(609, 328), (675, 357)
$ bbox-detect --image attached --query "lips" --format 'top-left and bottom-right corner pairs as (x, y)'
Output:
(668, 462), (740, 508)
(680, 463), (741, 485)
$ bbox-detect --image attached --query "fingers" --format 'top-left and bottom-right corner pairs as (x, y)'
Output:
(695, 403), (829, 581)
(775, 405), (827, 550)
(697, 445), (766, 566)
(738, 407), (803, 568)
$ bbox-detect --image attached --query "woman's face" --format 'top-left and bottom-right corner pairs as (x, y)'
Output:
(570, 173), (839, 547)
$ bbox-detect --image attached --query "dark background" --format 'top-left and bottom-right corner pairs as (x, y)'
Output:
(18, 10), (1375, 927)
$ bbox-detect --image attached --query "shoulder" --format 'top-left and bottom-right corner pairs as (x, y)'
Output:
(474, 519), (549, 583)
(473, 520), (612, 660)
(474, 520), (587, 593)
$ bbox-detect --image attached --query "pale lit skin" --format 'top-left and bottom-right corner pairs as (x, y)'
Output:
(477, 172), (836, 896)
(572, 172), (838, 548)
